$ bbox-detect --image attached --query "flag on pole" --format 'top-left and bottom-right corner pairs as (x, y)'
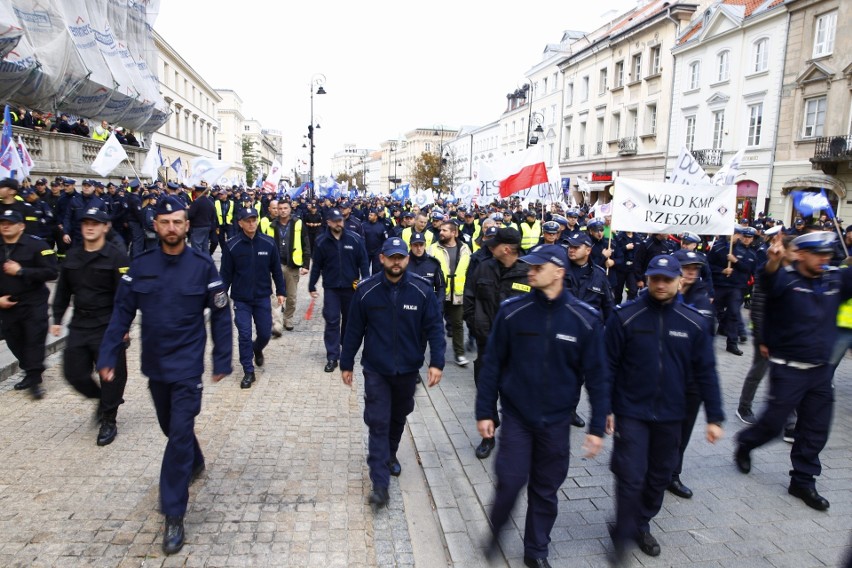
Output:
(262, 160), (283, 192)
(497, 145), (548, 198)
(91, 133), (129, 177)
(157, 145), (164, 167)
(1, 105), (12, 154)
(412, 189), (434, 208)
(667, 146), (710, 185)
(16, 135), (33, 177)
(141, 141), (161, 179)
(390, 183), (410, 202)
(288, 182), (309, 199)
(0, 138), (25, 181)
(711, 148), (745, 186)
(170, 157), (182, 173)
(187, 157), (231, 185)
(791, 189), (834, 219)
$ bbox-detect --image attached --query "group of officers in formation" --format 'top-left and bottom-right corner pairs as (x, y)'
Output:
(0, 174), (848, 565)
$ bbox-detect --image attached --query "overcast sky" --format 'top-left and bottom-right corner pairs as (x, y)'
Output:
(155, 0), (640, 175)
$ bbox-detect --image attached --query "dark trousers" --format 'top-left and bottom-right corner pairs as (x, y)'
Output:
(737, 363), (833, 489)
(614, 269), (638, 305)
(189, 226), (210, 255)
(233, 298), (272, 374)
(148, 377), (205, 517)
(490, 412), (572, 560)
(673, 388), (702, 479)
(322, 287), (354, 361)
(714, 286), (742, 346)
(739, 341), (770, 412)
(369, 255), (382, 276)
(611, 416), (681, 543)
(129, 223), (145, 258)
(64, 325), (128, 417)
(210, 226), (234, 255)
(474, 336), (500, 429)
(444, 302), (464, 358)
(363, 369), (418, 489)
(2, 303), (48, 384)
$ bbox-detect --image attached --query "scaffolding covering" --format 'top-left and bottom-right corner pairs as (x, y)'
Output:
(0, 0), (167, 132)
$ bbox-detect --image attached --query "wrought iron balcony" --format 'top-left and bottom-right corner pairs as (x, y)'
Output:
(617, 136), (637, 155)
(563, 147), (571, 160)
(691, 148), (723, 167)
(578, 144), (585, 157)
(811, 135), (852, 175)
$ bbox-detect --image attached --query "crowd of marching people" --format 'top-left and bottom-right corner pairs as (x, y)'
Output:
(0, 174), (849, 564)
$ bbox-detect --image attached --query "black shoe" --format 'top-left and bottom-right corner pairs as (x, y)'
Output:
(415, 374), (422, 384)
(97, 421), (117, 446)
(726, 345), (744, 356)
(788, 485), (830, 511)
(475, 437), (495, 459)
(324, 359), (337, 373)
(739, 335), (748, 344)
(13, 377), (36, 390)
(736, 408), (756, 425)
(735, 444), (751, 474)
(667, 478), (693, 499)
(524, 557), (553, 568)
(783, 427), (795, 444)
(571, 411), (586, 428)
(271, 330), (282, 339)
(240, 372), (255, 389)
(285, 325), (294, 331)
(162, 515), (185, 555)
(29, 383), (45, 400)
(636, 530), (661, 557)
(190, 462), (206, 485)
(368, 486), (389, 508)
(253, 348), (264, 367)
(388, 456), (401, 477)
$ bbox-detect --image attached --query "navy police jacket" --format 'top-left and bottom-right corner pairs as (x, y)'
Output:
(565, 262), (613, 322)
(97, 246), (233, 382)
(220, 231), (286, 302)
(761, 263), (852, 364)
(308, 229), (370, 291)
(709, 240), (755, 289)
(477, 288), (610, 437)
(605, 293), (724, 424)
(340, 271), (446, 375)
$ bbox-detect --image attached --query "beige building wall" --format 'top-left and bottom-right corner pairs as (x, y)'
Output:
(215, 89), (247, 184)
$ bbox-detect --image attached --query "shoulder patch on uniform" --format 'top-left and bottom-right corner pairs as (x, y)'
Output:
(118, 266), (129, 274)
(208, 280), (223, 289)
(121, 274), (133, 283)
(41, 249), (54, 256)
(511, 282), (531, 293)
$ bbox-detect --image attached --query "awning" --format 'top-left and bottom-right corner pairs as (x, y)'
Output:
(781, 174), (846, 199)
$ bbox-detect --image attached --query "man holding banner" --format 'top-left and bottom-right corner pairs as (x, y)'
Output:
(709, 227), (757, 356)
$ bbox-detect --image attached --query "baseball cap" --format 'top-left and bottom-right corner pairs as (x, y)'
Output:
(793, 231), (836, 254)
(566, 234), (593, 248)
(381, 237), (408, 257)
(155, 195), (185, 216)
(237, 207), (258, 221)
(0, 209), (23, 223)
(486, 227), (521, 247)
(645, 255), (682, 278)
(410, 231), (427, 244)
(0, 178), (19, 191)
(482, 226), (498, 239)
(519, 244), (567, 268)
(80, 207), (109, 223)
(673, 249), (705, 266)
(566, 210), (579, 218)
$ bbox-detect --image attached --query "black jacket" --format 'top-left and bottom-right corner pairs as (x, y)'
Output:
(0, 234), (58, 310)
(53, 242), (129, 329)
(463, 257), (530, 341)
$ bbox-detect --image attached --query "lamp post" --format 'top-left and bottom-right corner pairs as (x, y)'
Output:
(388, 141), (399, 191)
(308, 73), (326, 199)
(527, 111), (544, 148)
(433, 125), (446, 194)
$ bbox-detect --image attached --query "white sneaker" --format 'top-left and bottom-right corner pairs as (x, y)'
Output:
(455, 355), (469, 367)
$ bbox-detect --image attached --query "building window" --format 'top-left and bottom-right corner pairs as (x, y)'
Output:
(542, 77), (548, 93)
(650, 46), (661, 75)
(753, 39), (768, 73)
(581, 76), (589, 102)
(628, 109), (638, 136)
(813, 11), (837, 57)
(611, 112), (621, 139)
(244, 125), (250, 131)
(599, 68), (608, 95)
(685, 115), (696, 150)
(712, 110), (725, 149)
(566, 83), (574, 106)
(614, 61), (624, 87)
(716, 50), (729, 82)
(747, 103), (763, 146)
(218, 147), (222, 160)
(803, 96), (827, 138)
(647, 104), (657, 135)
(688, 61), (700, 90)
(631, 54), (642, 81)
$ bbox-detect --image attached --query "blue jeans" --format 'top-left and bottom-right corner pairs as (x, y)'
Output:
(233, 298), (272, 373)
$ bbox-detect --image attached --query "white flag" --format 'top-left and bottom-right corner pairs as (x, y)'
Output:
(187, 157), (231, 185)
(16, 136), (33, 177)
(0, 139), (25, 181)
(91, 133), (129, 177)
(262, 160), (283, 192)
(668, 146), (710, 185)
(711, 148), (745, 186)
(413, 189), (435, 208)
(610, 177), (737, 235)
(141, 141), (161, 179)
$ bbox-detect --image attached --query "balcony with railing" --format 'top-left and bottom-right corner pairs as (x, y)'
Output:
(12, 126), (147, 180)
(811, 135), (852, 175)
(617, 136), (637, 155)
(595, 141), (603, 155)
(691, 148), (723, 167)
(578, 144), (585, 157)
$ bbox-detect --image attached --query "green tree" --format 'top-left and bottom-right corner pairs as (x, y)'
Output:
(410, 152), (443, 193)
(242, 136), (259, 186)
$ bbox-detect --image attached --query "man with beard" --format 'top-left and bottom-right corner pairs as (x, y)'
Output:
(340, 237), (445, 508)
(309, 208), (370, 373)
(97, 195), (233, 555)
(429, 220), (472, 367)
(271, 200), (311, 333)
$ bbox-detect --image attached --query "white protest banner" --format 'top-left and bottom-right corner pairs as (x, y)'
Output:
(91, 133), (129, 177)
(711, 148), (745, 186)
(187, 157), (231, 185)
(412, 189), (434, 208)
(667, 146), (710, 185)
(140, 141), (161, 179)
(611, 177), (737, 235)
(262, 160), (283, 192)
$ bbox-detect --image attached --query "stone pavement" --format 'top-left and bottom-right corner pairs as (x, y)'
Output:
(0, 271), (851, 567)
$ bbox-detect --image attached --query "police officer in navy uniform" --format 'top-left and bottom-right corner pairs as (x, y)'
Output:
(709, 227), (757, 355)
(97, 195), (233, 555)
(187, 185), (215, 254)
(735, 231), (852, 512)
(612, 230), (642, 304)
(340, 237), (445, 508)
(477, 244), (609, 568)
(220, 207), (285, 389)
(309, 208), (370, 372)
(406, 231), (444, 307)
(362, 207), (389, 274)
(51, 207), (130, 445)
(0, 209), (58, 399)
(606, 255), (724, 562)
(63, 179), (107, 248)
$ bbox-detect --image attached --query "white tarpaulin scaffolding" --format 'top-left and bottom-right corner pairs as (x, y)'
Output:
(0, 0), (166, 132)
(0, 4), (23, 60)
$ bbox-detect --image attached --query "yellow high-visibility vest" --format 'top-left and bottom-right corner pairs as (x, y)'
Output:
(214, 200), (233, 225)
(520, 220), (541, 250)
(429, 242), (471, 300)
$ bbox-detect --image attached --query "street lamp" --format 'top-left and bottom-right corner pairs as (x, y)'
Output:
(433, 125), (446, 193)
(308, 73), (326, 199)
(388, 141), (400, 191)
(527, 111), (544, 148)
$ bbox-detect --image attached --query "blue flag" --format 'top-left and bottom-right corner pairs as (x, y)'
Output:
(1, 105), (12, 153)
(157, 146), (164, 167)
(170, 157), (182, 173)
(289, 182), (309, 199)
(792, 189), (834, 219)
(391, 183), (410, 202)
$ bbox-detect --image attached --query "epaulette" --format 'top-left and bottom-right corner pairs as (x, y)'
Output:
(355, 273), (381, 289)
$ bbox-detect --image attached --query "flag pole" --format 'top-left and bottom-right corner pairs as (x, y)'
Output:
(833, 221), (849, 257)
